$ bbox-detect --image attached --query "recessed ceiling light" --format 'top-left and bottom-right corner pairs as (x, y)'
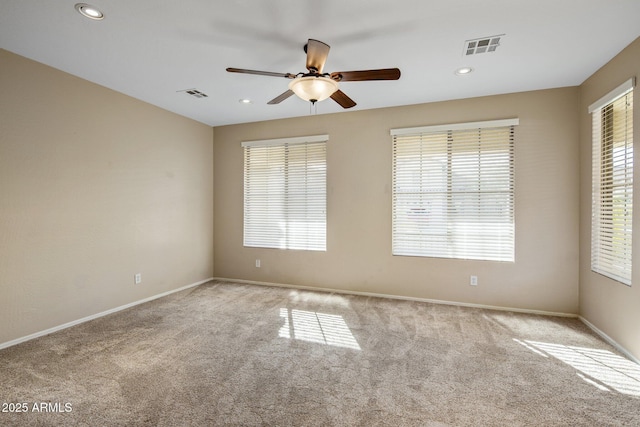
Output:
(75, 3), (104, 20)
(239, 99), (252, 104)
(455, 67), (474, 76)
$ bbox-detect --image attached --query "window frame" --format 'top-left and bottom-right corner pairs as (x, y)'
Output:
(589, 78), (635, 286)
(242, 134), (328, 252)
(390, 118), (518, 262)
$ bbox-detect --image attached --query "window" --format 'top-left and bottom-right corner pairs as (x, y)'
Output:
(391, 119), (517, 261)
(242, 135), (327, 251)
(589, 78), (634, 285)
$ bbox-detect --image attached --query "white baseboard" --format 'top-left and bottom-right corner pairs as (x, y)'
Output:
(0, 277), (213, 351)
(579, 316), (640, 365)
(213, 277), (578, 318)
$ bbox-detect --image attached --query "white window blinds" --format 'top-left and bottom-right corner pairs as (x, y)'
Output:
(391, 119), (517, 261)
(243, 135), (327, 251)
(590, 78), (634, 285)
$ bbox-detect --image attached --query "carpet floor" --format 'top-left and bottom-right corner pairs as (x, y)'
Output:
(1, 280), (639, 426)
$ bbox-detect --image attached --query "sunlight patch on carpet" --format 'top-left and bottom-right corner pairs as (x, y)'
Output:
(279, 308), (361, 350)
(287, 291), (351, 308)
(515, 339), (640, 396)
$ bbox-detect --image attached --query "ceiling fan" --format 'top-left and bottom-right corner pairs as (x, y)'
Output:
(227, 39), (401, 109)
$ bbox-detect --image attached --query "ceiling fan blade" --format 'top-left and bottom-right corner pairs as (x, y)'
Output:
(226, 67), (295, 79)
(305, 39), (330, 74)
(330, 68), (401, 82)
(330, 90), (357, 109)
(267, 89), (295, 105)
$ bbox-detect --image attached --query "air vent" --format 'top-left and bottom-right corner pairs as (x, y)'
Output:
(178, 88), (209, 98)
(464, 35), (503, 56)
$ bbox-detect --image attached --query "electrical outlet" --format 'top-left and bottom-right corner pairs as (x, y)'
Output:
(470, 275), (478, 286)
(255, 259), (261, 268)
(134, 273), (142, 284)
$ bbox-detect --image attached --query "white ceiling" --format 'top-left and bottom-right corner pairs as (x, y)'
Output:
(1, 0), (639, 127)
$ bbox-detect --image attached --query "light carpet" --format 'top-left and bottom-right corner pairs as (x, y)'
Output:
(1, 280), (639, 426)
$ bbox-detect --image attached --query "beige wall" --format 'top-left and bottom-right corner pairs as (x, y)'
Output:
(9, 37), (639, 359)
(214, 87), (580, 314)
(579, 37), (640, 359)
(0, 49), (214, 345)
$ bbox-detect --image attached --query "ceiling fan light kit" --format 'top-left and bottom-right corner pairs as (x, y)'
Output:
(227, 39), (401, 109)
(289, 76), (339, 103)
